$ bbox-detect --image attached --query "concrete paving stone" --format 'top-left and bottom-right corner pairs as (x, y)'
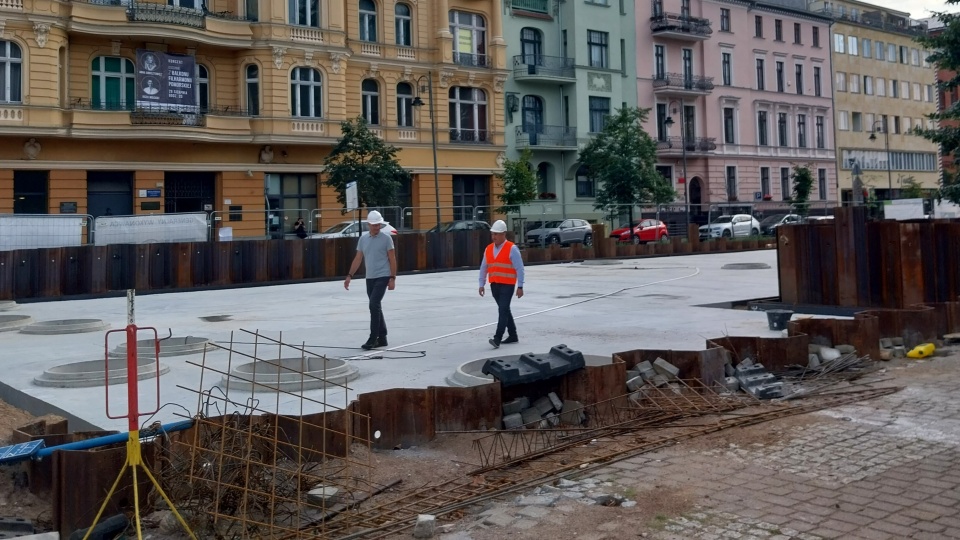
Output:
(867, 500), (904, 514)
(939, 516), (960, 529)
(914, 520), (948, 533)
(734, 508), (767, 519)
(845, 529), (894, 540)
(482, 512), (515, 527)
(792, 503), (836, 517)
(912, 501), (957, 516)
(816, 519), (860, 533)
(762, 486), (794, 497)
(868, 520), (917, 536)
(517, 506), (550, 519)
(855, 506), (890, 521)
(900, 507), (945, 522)
(809, 528), (846, 539)
(927, 495), (960, 508)
(836, 494), (872, 507)
(840, 486), (881, 500)
(758, 505), (796, 518)
(913, 533), (951, 540)
(510, 519), (539, 530)
(787, 491), (818, 503)
(944, 528), (960, 539)
(874, 492), (915, 507)
(784, 514), (821, 528)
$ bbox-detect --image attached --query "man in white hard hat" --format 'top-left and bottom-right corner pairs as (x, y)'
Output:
(479, 219), (524, 348)
(345, 210), (397, 350)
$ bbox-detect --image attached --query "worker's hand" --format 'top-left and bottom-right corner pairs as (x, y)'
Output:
(478, 286), (485, 297)
(516, 288), (524, 299)
(344, 276), (351, 290)
(388, 277), (396, 291)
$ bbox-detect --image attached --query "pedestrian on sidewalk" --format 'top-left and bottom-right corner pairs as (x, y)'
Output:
(479, 219), (524, 349)
(345, 210), (397, 350)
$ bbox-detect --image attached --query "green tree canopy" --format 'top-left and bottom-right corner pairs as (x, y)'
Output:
(914, 4), (960, 203)
(578, 107), (676, 216)
(791, 164), (814, 217)
(323, 117), (412, 209)
(496, 149), (538, 214)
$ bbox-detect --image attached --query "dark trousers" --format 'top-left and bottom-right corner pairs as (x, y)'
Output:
(365, 277), (390, 340)
(490, 282), (517, 340)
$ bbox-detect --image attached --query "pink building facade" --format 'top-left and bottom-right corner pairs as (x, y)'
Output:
(638, 0), (837, 216)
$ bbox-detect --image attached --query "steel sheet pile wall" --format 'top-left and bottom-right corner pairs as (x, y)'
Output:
(778, 207), (960, 308)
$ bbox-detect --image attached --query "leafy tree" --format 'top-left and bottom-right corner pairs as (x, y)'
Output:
(323, 117), (411, 209)
(496, 149), (538, 214)
(791, 164), (814, 217)
(578, 107), (675, 240)
(899, 175), (926, 199)
(914, 4), (960, 204)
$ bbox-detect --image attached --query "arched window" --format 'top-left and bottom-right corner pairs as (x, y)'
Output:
(521, 95), (543, 134)
(395, 4), (412, 46)
(520, 28), (542, 65)
(91, 56), (135, 110)
(576, 165), (595, 198)
(396, 82), (413, 127)
(362, 79), (379, 125)
(197, 64), (209, 113)
(449, 11), (486, 67)
(448, 87), (487, 143)
(289, 0), (319, 26)
(0, 41), (22, 104)
(245, 64), (260, 116)
(168, 0), (199, 8)
(360, 0), (378, 42)
(536, 162), (553, 194)
(291, 67), (322, 118)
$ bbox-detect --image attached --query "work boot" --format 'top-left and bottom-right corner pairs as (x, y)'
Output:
(360, 337), (377, 350)
(489, 337), (501, 349)
(502, 335), (519, 344)
(374, 336), (388, 348)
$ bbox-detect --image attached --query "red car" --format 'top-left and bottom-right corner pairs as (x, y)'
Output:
(610, 219), (669, 244)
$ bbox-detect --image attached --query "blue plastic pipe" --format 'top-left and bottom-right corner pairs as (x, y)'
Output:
(35, 419), (194, 459)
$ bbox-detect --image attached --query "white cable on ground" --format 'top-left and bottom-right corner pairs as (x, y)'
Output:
(344, 267), (701, 360)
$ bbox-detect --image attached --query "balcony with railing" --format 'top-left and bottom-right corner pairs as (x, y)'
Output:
(509, 0), (549, 14)
(0, 0), (23, 10)
(513, 55), (576, 83)
(516, 125), (577, 149)
(67, 100), (255, 135)
(652, 73), (714, 96)
(127, 2), (206, 28)
(656, 136), (717, 154)
(453, 52), (490, 69)
(449, 128), (489, 144)
(812, 8), (928, 36)
(649, 13), (712, 40)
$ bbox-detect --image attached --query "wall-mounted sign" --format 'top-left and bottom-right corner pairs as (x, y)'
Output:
(136, 49), (196, 112)
(141, 202), (161, 211)
(59, 202), (77, 214)
(145, 189), (161, 198)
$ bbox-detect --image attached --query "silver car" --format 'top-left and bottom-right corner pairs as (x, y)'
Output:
(526, 219), (593, 246)
(698, 214), (760, 239)
(311, 220), (398, 239)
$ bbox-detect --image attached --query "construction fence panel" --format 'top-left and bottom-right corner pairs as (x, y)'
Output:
(0, 214), (94, 252)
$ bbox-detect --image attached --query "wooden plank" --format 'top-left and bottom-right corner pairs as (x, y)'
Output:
(89, 246), (108, 294)
(37, 248), (62, 298)
(61, 247), (85, 297)
(175, 242), (193, 289)
(14, 250), (39, 299)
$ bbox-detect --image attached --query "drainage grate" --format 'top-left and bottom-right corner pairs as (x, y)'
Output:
(199, 315), (232, 322)
(721, 262), (771, 270)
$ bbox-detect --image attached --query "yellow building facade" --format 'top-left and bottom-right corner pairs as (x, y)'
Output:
(814, 0), (940, 201)
(0, 0), (509, 236)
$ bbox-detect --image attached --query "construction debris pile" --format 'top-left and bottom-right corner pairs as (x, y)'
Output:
(501, 393), (585, 429)
(722, 358), (784, 399)
(625, 357), (682, 396)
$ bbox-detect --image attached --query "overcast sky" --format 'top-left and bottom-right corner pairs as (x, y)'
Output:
(866, 0), (957, 18)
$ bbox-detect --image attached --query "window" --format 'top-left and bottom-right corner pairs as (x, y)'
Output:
(723, 107), (735, 144)
(756, 59), (766, 91)
(813, 66), (821, 97)
(864, 76), (873, 95)
(620, 39), (626, 75)
(812, 26), (820, 47)
(903, 117), (911, 132)
(795, 64), (803, 95)
(265, 173), (318, 224)
(780, 167), (791, 200)
(682, 48), (693, 85)
(775, 61), (783, 92)
(926, 85), (934, 102)
(360, 79), (379, 124)
(913, 83), (921, 101)
(865, 113), (875, 132)
(395, 3), (412, 46)
(835, 72), (846, 92)
(778, 112), (788, 146)
(521, 95), (544, 136)
(797, 114), (807, 147)
(818, 169), (827, 200)
(838, 110), (849, 131)
(875, 41), (884, 60)
(876, 77), (885, 97)
(450, 11), (487, 67)
(725, 166), (738, 200)
(655, 45), (666, 79)
(683, 104), (695, 141)
(246, 0), (258, 21)
(900, 80), (909, 100)
(245, 64), (259, 115)
(396, 82), (413, 127)
(452, 176), (489, 219)
(758, 110), (769, 146)
(197, 64), (209, 113)
(521, 27), (543, 66)
(893, 116), (900, 134)
(848, 35), (858, 56)
(359, 0), (377, 42)
(815, 115), (824, 148)
(899, 45), (908, 64)
(588, 30), (608, 68)
(448, 87), (487, 142)
(588, 96), (610, 132)
(775, 19), (783, 41)
(863, 38), (872, 58)
(761, 167), (771, 197)
(852, 111), (862, 132)
(656, 103), (668, 141)
(887, 43), (895, 62)
(652, 0), (663, 17)
(849, 73), (859, 93)
(291, 67), (322, 117)
(681, 0), (690, 17)
(290, 0), (319, 26)
(576, 166), (595, 198)
(0, 41), (22, 103)
(720, 8), (730, 31)
(755, 16), (763, 38)
(794, 22), (801, 44)
(13, 171), (48, 214)
(722, 52), (732, 86)
(91, 56), (136, 111)
(834, 33), (845, 53)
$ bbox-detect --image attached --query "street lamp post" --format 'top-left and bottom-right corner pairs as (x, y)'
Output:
(663, 99), (689, 232)
(412, 72), (442, 230)
(868, 119), (893, 199)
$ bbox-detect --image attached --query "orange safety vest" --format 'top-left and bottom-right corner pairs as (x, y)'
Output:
(485, 241), (518, 285)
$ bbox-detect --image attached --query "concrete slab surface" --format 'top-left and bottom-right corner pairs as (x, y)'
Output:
(0, 250), (785, 431)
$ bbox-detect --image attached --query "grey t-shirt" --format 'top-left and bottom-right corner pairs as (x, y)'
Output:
(357, 231), (395, 279)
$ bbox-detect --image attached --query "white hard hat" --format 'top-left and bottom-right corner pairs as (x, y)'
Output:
(490, 220), (507, 233)
(366, 210), (384, 225)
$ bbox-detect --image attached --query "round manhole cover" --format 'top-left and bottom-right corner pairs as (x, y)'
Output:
(721, 263), (771, 270)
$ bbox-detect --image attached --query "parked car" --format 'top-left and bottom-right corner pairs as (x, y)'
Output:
(610, 219), (669, 244)
(526, 219), (593, 246)
(311, 221), (398, 239)
(698, 214), (760, 239)
(805, 215), (835, 223)
(758, 214), (801, 236)
(426, 220), (490, 233)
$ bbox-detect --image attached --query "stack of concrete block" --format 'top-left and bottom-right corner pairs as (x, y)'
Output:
(626, 357), (680, 403)
(502, 392), (568, 429)
(879, 337), (906, 360)
(733, 358), (783, 399)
